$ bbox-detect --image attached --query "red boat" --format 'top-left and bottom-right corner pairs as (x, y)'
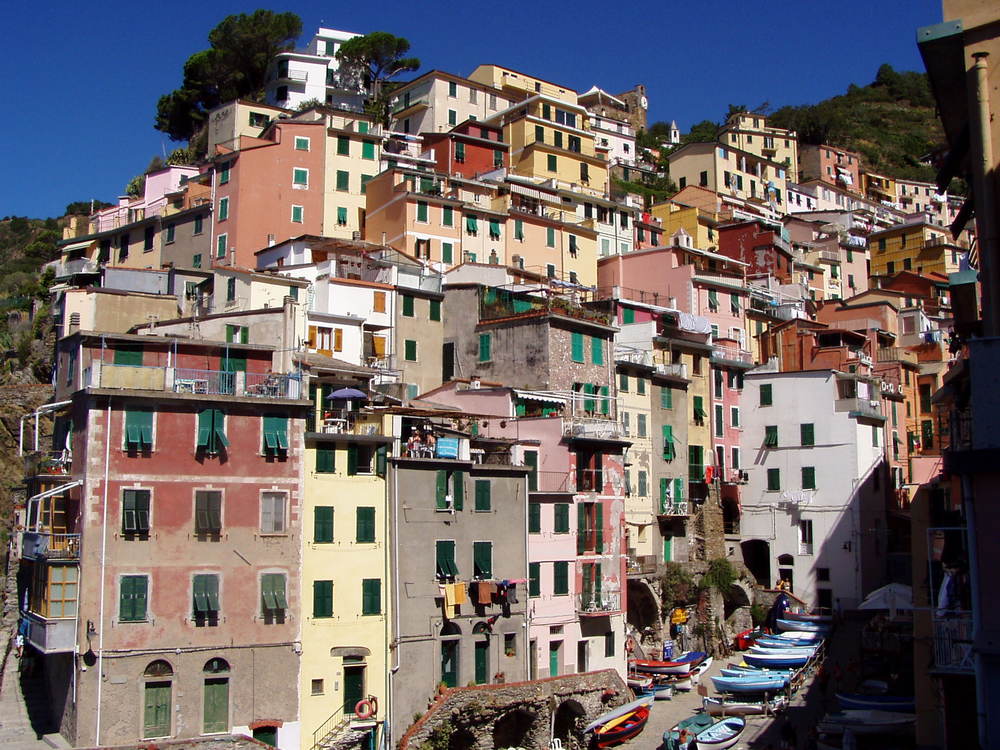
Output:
(631, 650), (707, 674)
(593, 704), (650, 747)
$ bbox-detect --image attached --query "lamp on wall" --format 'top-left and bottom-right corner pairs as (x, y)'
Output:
(842, 541), (852, 552)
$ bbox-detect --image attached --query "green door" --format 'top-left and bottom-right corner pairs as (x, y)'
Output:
(549, 642), (560, 677)
(664, 534), (673, 562)
(475, 640), (489, 684)
(143, 681), (171, 738)
(203, 678), (229, 733)
(252, 726), (278, 747)
(343, 666), (365, 715)
(441, 641), (459, 687)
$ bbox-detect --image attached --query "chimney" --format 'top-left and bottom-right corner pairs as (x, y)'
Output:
(281, 295), (296, 372)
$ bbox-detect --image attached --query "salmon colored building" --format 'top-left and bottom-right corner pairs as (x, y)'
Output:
(423, 120), (508, 180)
(716, 220), (795, 283)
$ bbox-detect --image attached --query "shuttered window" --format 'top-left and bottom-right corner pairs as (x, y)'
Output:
(553, 561), (569, 595)
(474, 480), (491, 511)
(196, 409), (229, 455)
(262, 416), (288, 455)
(120, 575), (148, 621)
(765, 425), (778, 447)
(314, 506), (334, 543)
(124, 410), (153, 450)
(760, 383), (773, 406)
(767, 468), (781, 491)
(261, 574), (288, 615)
(361, 579), (381, 615)
(571, 332), (584, 362)
(473, 541), (492, 579)
(195, 491), (222, 534)
(800, 423), (815, 446)
(313, 580), (333, 618)
(590, 336), (603, 365)
(193, 574), (220, 615)
(661, 386), (673, 409)
(801, 466), (816, 490)
(356, 506), (375, 543)
(436, 540), (459, 578)
(662, 425), (676, 460)
(528, 502), (541, 533)
(122, 489), (151, 535)
(554, 503), (570, 533)
(316, 447), (335, 473)
(402, 294), (415, 317)
(479, 333), (491, 362)
(529, 562), (540, 597)
(430, 299), (441, 321)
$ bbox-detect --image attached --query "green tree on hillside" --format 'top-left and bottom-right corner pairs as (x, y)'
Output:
(155, 10), (302, 142)
(335, 32), (420, 126)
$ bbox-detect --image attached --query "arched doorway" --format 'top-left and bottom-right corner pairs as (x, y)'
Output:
(777, 554), (794, 592)
(553, 699), (586, 742)
(493, 709), (537, 748)
(202, 658), (230, 734)
(439, 621), (461, 688)
(142, 660), (173, 739)
(741, 539), (770, 587)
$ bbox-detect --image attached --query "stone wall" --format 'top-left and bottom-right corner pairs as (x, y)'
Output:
(398, 669), (628, 750)
(76, 734), (269, 750)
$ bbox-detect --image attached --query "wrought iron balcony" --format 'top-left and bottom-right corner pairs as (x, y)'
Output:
(576, 590), (621, 616)
(22, 532), (80, 561)
(86, 363), (303, 400)
(932, 614), (974, 673)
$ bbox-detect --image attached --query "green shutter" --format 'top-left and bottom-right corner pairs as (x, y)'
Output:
(404, 339), (417, 361)
(715, 404), (724, 437)
(595, 502), (604, 553)
(125, 410), (153, 450)
(452, 471), (464, 510)
(529, 562), (540, 597)
(114, 346), (143, 366)
(362, 579), (381, 614)
(436, 540), (457, 578)
(623, 308), (635, 324)
(314, 506), (334, 543)
(600, 385), (609, 415)
(659, 478), (669, 513)
(120, 575), (147, 621)
(692, 396), (706, 420)
(316, 447), (335, 473)
(802, 466), (816, 490)
(553, 561), (569, 595)
(442, 242), (453, 263)
(489, 220), (501, 239)
(402, 294), (414, 316)
(801, 423), (815, 446)
(443, 206), (453, 226)
(583, 383), (596, 413)
(337, 206), (348, 225)
(528, 502), (541, 533)
(661, 386), (673, 409)
(514, 220), (524, 240)
(577, 503), (587, 554)
(619, 373), (629, 391)
(473, 541), (492, 578)
(571, 332), (584, 362)
(662, 425), (675, 460)
(436, 470), (448, 509)
(465, 215), (478, 233)
(591, 336), (603, 364)
(546, 226), (556, 247)
(455, 141), (466, 161)
(767, 468), (781, 491)
(197, 409), (213, 450)
(346, 444), (358, 475)
(731, 294), (740, 315)
(479, 333), (491, 362)
(708, 289), (719, 310)
(760, 383), (773, 406)
(673, 477), (684, 503)
(765, 425), (778, 447)
(547, 154), (557, 171)
(430, 299), (441, 321)
(474, 480), (491, 511)
(313, 580), (333, 617)
(525, 450), (538, 491)
(554, 503), (570, 533)
(262, 573), (287, 611)
(362, 141), (375, 160)
(417, 201), (428, 222)
(376, 445), (388, 477)
(336, 170), (349, 190)
(337, 136), (350, 155)
(262, 416), (288, 454)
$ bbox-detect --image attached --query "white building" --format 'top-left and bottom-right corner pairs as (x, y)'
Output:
(739, 368), (888, 611)
(264, 27), (364, 111)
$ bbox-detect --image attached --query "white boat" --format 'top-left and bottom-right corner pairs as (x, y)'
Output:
(695, 716), (746, 749)
(749, 645), (819, 655)
(817, 710), (916, 735)
(652, 681), (674, 700)
(703, 695), (787, 716)
(771, 629), (823, 641)
(582, 695), (654, 734)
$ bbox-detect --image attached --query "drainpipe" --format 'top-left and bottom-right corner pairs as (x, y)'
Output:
(959, 473), (987, 744)
(94, 397), (112, 745)
(388, 447), (401, 749)
(971, 53), (999, 337)
(383, 429), (392, 749)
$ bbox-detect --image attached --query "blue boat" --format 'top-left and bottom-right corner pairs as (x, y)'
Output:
(756, 636), (822, 648)
(721, 667), (794, 678)
(744, 652), (811, 669)
(776, 617), (830, 633)
(749, 645), (819, 656)
(836, 693), (915, 713)
(711, 673), (789, 693)
(694, 716), (747, 749)
(663, 713), (715, 750)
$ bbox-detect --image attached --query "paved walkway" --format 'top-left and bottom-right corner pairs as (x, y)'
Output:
(0, 648), (69, 750)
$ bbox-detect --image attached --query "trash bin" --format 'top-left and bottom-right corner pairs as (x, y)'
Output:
(662, 640), (675, 660)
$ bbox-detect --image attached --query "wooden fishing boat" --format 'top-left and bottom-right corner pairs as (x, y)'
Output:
(769, 629), (824, 642)
(744, 651), (811, 669)
(582, 696), (653, 734)
(835, 693), (916, 713)
(694, 716), (746, 749)
(756, 635), (823, 648)
(720, 667), (794, 678)
(748, 645), (819, 656)
(783, 610), (834, 623)
(663, 712), (715, 750)
(651, 680), (674, 700)
(711, 673), (789, 693)
(817, 709), (915, 735)
(703, 694), (787, 716)
(591, 704), (650, 747)
(776, 617), (830, 633)
(631, 650), (706, 674)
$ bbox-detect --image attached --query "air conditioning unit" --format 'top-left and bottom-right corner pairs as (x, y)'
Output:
(870, 400), (879, 408)
(444, 495), (455, 512)
(352, 231), (362, 240)
(739, 470), (750, 482)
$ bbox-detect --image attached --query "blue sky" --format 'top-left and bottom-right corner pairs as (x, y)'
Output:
(3, 1), (943, 219)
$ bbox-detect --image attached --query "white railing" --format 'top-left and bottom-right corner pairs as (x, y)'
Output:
(576, 591), (621, 614)
(564, 417), (625, 440)
(933, 614), (974, 672)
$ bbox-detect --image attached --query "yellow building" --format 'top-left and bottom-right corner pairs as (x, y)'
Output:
(719, 112), (800, 183)
(650, 199), (720, 249)
(616, 352), (656, 562)
(863, 171), (898, 205)
(299, 387), (391, 750)
(316, 110), (382, 241)
(468, 64), (579, 104)
(868, 219), (967, 277)
(486, 96), (609, 199)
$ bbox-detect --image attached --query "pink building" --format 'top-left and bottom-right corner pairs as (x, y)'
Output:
(799, 143), (863, 193)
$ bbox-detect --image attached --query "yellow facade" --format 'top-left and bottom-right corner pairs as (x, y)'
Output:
(299, 415), (391, 750)
(869, 221), (965, 277)
(468, 65), (578, 104)
(649, 202), (718, 249)
(720, 112), (800, 182)
(323, 112), (381, 241)
(617, 366), (655, 561)
(667, 143), (790, 217)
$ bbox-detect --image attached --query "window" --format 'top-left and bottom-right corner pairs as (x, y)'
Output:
(474, 480), (491, 511)
(546, 227), (556, 247)
(314, 506), (334, 543)
(637, 470), (647, 496)
(767, 468), (781, 491)
(216, 233), (227, 259)
(919, 384), (932, 413)
(732, 447), (740, 469)
(442, 242), (453, 264)
(313, 580), (333, 618)
(547, 263), (555, 279)
(708, 289), (719, 312)
(802, 466), (816, 490)
(553, 561), (569, 595)
(801, 423), (815, 446)
(731, 407), (740, 428)
(692, 396), (706, 423)
(417, 201), (428, 222)
(448, 109), (457, 126)
(765, 425), (778, 447)
(661, 386), (672, 409)
(261, 574), (287, 622)
(547, 154), (557, 172)
(346, 444), (376, 476)
(714, 405), (724, 437)
(293, 168), (309, 187)
(144, 226), (155, 251)
(354, 506), (376, 543)
(294, 136), (310, 151)
(404, 339), (417, 361)
(473, 541), (492, 579)
(528, 502), (540, 533)
(336, 170), (349, 191)
(193, 253), (202, 268)
(466, 215), (478, 235)
(662, 425), (675, 460)
(760, 383), (773, 406)
(120, 575), (148, 622)
(124, 409), (153, 451)
(554, 503), (570, 533)
(637, 414), (647, 438)
(122, 489), (151, 536)
(225, 277), (236, 302)
(478, 333), (491, 362)
(436, 540), (459, 579)
(590, 336), (603, 365)
(337, 136), (350, 155)
(872, 424), (880, 447)
(619, 373), (629, 392)
(291, 205), (303, 223)
(262, 415), (289, 456)
(571, 332), (584, 363)
(192, 574), (220, 624)
(529, 562), (540, 597)
(362, 579), (381, 615)
(260, 492), (286, 534)
(361, 140), (375, 160)
(489, 220), (501, 239)
(143, 666), (172, 738)
(195, 490), (222, 535)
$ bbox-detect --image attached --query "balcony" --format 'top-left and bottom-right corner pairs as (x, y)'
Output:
(877, 347), (919, 365)
(22, 532), (80, 561)
(23, 611), (76, 655)
(54, 258), (98, 278)
(391, 94), (430, 114)
(816, 248), (841, 263)
(654, 362), (688, 379)
(565, 417), (625, 442)
(315, 411), (384, 436)
(835, 397), (885, 421)
(711, 345), (754, 367)
(86, 363), (303, 400)
(576, 590), (621, 616)
(275, 68), (309, 83)
(24, 451), (72, 477)
(657, 500), (689, 517)
(575, 469), (604, 492)
(932, 614), (974, 673)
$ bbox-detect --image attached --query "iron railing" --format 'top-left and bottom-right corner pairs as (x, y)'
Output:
(576, 591), (621, 615)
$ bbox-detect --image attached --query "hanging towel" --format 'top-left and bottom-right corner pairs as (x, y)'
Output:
(453, 582), (468, 606)
(476, 581), (493, 605)
(506, 583), (518, 604)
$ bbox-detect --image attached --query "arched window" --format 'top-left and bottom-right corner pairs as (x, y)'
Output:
(203, 657), (230, 674)
(142, 661), (173, 738)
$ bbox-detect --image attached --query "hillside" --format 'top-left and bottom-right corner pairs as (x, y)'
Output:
(767, 64), (943, 184)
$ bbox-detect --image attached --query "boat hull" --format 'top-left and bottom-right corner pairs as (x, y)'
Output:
(744, 652), (810, 669)
(695, 716), (746, 750)
(776, 618), (830, 633)
(836, 693), (915, 713)
(594, 706), (650, 748)
(703, 695), (787, 716)
(817, 710), (915, 735)
(711, 675), (788, 693)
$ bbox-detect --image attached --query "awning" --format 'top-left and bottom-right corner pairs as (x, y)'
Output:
(513, 389), (569, 404)
(60, 240), (92, 253)
(509, 183), (546, 200)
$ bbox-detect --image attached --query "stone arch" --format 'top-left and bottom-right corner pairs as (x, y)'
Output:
(626, 578), (660, 632)
(492, 708), (537, 749)
(553, 699), (586, 741)
(440, 621), (462, 636)
(722, 580), (753, 620)
(741, 539), (771, 587)
(447, 728), (475, 750)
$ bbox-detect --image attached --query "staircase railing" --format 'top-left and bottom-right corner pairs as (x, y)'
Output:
(311, 705), (350, 750)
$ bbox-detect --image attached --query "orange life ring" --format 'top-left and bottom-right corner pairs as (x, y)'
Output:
(355, 698), (376, 720)
(625, 636), (636, 653)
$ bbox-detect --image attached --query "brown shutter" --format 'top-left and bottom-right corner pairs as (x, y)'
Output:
(307, 326), (317, 348)
(334, 328), (343, 352)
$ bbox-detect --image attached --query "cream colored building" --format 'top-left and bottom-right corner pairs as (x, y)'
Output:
(719, 111), (800, 183)
(389, 71), (513, 136)
(468, 64), (579, 104)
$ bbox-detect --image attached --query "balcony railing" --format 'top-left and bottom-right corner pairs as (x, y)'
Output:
(316, 412), (384, 436)
(565, 417), (625, 441)
(711, 345), (753, 365)
(654, 362), (688, 379)
(23, 611), (76, 654)
(576, 590), (621, 615)
(87, 363), (302, 400)
(22, 532), (80, 561)
(836, 397), (884, 420)
(932, 614), (974, 673)
(24, 451), (72, 477)
(657, 500), (689, 516)
(575, 469), (604, 492)
(877, 347), (918, 365)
